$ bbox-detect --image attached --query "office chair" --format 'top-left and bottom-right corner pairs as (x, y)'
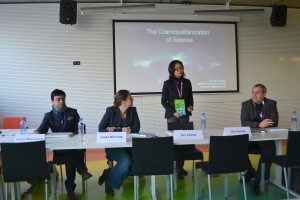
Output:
(2, 117), (26, 129)
(0, 169), (3, 200)
(1, 141), (53, 200)
(132, 137), (174, 200)
(261, 131), (300, 199)
(106, 155), (114, 168)
(1, 116), (28, 200)
(194, 134), (249, 200)
(168, 122), (203, 191)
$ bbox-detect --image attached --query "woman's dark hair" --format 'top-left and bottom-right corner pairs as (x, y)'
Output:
(51, 89), (66, 100)
(168, 60), (185, 79)
(114, 89), (130, 107)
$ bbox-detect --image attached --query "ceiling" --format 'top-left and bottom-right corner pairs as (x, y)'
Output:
(0, 0), (299, 9)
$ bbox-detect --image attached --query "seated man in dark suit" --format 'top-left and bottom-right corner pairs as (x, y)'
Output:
(241, 83), (278, 196)
(34, 89), (92, 200)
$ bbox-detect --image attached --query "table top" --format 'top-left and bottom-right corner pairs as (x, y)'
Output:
(0, 129), (288, 150)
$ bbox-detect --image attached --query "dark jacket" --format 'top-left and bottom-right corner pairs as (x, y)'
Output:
(36, 107), (79, 134)
(161, 78), (193, 119)
(98, 106), (140, 133)
(241, 98), (279, 128)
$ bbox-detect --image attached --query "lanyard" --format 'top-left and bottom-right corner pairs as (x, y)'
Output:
(254, 101), (265, 119)
(176, 81), (183, 98)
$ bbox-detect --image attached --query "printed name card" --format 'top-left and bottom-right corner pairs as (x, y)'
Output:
(14, 134), (45, 142)
(173, 130), (203, 142)
(223, 127), (251, 136)
(97, 132), (127, 143)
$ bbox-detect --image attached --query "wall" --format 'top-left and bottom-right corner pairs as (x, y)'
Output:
(0, 3), (300, 133)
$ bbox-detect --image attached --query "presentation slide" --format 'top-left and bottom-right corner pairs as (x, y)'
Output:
(113, 20), (239, 94)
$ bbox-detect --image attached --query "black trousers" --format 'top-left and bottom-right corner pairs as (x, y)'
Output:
(247, 140), (276, 182)
(54, 149), (87, 192)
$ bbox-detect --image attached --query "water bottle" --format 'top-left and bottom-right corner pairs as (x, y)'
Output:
(291, 111), (298, 131)
(20, 118), (27, 134)
(200, 112), (207, 134)
(78, 117), (86, 141)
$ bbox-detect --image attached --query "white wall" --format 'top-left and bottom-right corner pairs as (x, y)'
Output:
(0, 3), (300, 133)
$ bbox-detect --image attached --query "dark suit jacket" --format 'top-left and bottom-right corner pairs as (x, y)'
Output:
(36, 107), (80, 134)
(161, 78), (193, 119)
(98, 106), (140, 133)
(241, 98), (279, 128)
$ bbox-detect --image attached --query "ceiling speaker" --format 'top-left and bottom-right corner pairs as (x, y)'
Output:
(270, 5), (287, 27)
(60, 0), (77, 25)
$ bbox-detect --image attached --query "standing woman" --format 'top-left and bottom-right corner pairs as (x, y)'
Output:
(98, 89), (140, 196)
(161, 60), (194, 178)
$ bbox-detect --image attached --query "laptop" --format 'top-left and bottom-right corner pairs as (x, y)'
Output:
(167, 121), (194, 131)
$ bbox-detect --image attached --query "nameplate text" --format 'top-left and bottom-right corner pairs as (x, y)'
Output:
(173, 130), (203, 142)
(223, 127), (251, 136)
(97, 132), (126, 143)
(14, 134), (45, 142)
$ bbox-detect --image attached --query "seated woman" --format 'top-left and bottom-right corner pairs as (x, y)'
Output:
(98, 89), (141, 196)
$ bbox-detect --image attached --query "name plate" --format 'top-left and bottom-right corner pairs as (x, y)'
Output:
(223, 127), (251, 136)
(173, 130), (203, 142)
(14, 134), (45, 142)
(97, 132), (127, 143)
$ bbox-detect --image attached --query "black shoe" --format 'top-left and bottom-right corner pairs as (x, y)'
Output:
(250, 180), (261, 196)
(98, 168), (110, 185)
(81, 171), (92, 181)
(177, 172), (184, 179)
(179, 168), (188, 176)
(66, 191), (76, 200)
(105, 182), (114, 196)
(244, 169), (256, 183)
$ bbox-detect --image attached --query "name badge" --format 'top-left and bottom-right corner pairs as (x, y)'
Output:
(173, 130), (203, 142)
(223, 127), (251, 136)
(14, 134), (45, 142)
(97, 132), (126, 143)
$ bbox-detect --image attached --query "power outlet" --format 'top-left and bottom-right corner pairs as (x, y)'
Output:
(73, 61), (81, 65)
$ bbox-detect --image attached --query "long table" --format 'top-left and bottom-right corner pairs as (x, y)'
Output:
(0, 129), (295, 198)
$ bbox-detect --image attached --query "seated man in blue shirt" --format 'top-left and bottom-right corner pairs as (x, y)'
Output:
(241, 84), (278, 196)
(34, 89), (92, 200)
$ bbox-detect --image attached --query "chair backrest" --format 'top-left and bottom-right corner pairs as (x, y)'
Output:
(2, 117), (26, 129)
(208, 134), (249, 174)
(1, 141), (49, 182)
(132, 137), (174, 176)
(167, 121), (194, 131)
(286, 131), (300, 167)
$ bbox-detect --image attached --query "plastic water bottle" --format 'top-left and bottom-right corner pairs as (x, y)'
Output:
(20, 118), (27, 134)
(200, 112), (207, 134)
(291, 111), (298, 131)
(78, 117), (85, 141)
